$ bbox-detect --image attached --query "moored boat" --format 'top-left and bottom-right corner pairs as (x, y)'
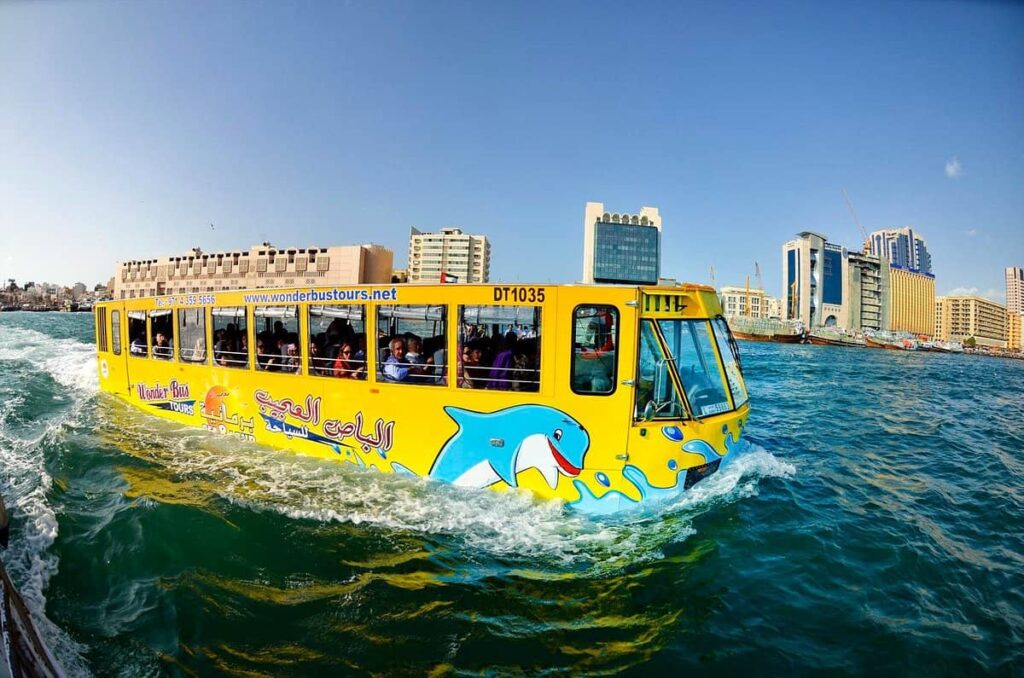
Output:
(727, 317), (805, 344)
(807, 328), (866, 348)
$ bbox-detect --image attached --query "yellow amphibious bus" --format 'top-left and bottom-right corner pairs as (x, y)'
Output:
(94, 282), (749, 514)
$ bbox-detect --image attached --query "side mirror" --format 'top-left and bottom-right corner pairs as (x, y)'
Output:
(643, 400), (656, 422)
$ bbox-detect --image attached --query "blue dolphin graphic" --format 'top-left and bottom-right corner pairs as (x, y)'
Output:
(429, 405), (590, 489)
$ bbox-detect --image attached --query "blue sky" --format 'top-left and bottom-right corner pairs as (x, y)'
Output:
(1, 0), (1022, 300)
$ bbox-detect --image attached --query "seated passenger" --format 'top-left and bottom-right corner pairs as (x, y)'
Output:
(333, 342), (366, 379)
(382, 337), (410, 382)
(130, 334), (147, 355)
(459, 343), (486, 388)
(191, 337), (207, 362)
(279, 344), (300, 373)
(309, 341), (331, 376)
(405, 335), (434, 381)
(486, 331), (518, 390)
(152, 332), (172, 359)
(255, 338), (273, 370)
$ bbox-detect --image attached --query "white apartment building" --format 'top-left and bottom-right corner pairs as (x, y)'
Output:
(115, 242), (393, 299)
(719, 286), (767, 318)
(407, 227), (490, 283)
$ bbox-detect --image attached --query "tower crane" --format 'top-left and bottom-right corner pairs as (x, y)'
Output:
(843, 188), (870, 252)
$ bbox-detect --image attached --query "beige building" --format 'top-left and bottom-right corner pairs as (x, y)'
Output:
(115, 242), (393, 299)
(719, 286), (767, 318)
(934, 295), (1007, 348)
(889, 268), (935, 336)
(1007, 313), (1023, 352)
(407, 227), (490, 283)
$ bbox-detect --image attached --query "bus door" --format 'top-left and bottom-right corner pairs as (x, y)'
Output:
(96, 304), (130, 395)
(625, 291), (704, 495)
(567, 303), (633, 494)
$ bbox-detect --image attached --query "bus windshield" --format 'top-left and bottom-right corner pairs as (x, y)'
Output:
(656, 319), (734, 417)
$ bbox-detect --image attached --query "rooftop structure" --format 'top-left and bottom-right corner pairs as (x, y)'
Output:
(868, 227), (932, 275)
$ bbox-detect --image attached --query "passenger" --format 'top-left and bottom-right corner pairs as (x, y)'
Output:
(405, 335), (434, 381)
(486, 331), (517, 389)
(510, 352), (534, 391)
(152, 332), (172, 359)
(333, 342), (366, 379)
(354, 334), (367, 362)
(382, 337), (410, 382)
(191, 337), (207, 362)
(130, 334), (147, 356)
(309, 341), (331, 375)
(255, 338), (273, 370)
(459, 343), (485, 388)
(279, 344), (300, 373)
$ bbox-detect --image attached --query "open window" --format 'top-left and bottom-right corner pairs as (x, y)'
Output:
(254, 306), (301, 373)
(149, 310), (174, 360)
(571, 305), (618, 395)
(128, 311), (148, 357)
(376, 305), (447, 385)
(211, 307), (248, 369)
(178, 308), (207, 363)
(458, 305), (541, 391)
(308, 304), (367, 379)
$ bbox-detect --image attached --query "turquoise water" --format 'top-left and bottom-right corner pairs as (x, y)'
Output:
(1, 312), (1022, 675)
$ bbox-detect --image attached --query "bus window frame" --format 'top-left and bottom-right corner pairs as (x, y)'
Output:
(127, 310), (148, 358)
(306, 303), (368, 380)
(211, 305), (250, 370)
(375, 303), (448, 386)
(177, 307), (209, 365)
(149, 309), (175, 361)
(253, 305), (302, 375)
(111, 309), (121, 356)
(569, 304), (620, 397)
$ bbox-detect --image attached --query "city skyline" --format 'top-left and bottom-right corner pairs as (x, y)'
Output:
(1, 1), (1021, 300)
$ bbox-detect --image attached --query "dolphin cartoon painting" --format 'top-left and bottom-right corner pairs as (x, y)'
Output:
(429, 405), (590, 490)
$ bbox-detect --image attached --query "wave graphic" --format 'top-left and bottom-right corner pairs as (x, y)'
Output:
(102, 403), (793, 575)
(0, 322), (96, 676)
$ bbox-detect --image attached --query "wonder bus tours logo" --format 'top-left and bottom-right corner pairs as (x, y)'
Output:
(136, 379), (196, 416)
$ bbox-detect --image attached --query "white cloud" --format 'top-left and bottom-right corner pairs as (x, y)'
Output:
(944, 286), (1006, 303)
(945, 157), (963, 178)
(965, 228), (977, 237)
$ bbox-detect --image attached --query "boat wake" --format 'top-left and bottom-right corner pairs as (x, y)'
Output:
(0, 324), (97, 676)
(104, 402), (795, 574)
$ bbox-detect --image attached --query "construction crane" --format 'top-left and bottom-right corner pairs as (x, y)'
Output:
(842, 188), (870, 252)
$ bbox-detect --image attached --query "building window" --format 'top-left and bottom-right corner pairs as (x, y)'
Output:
(212, 307), (248, 368)
(458, 306), (541, 391)
(308, 305), (367, 379)
(571, 305), (618, 395)
(178, 308), (207, 363)
(376, 305), (447, 385)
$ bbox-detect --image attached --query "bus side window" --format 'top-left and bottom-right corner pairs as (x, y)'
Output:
(570, 305), (618, 395)
(307, 304), (367, 380)
(458, 305), (541, 392)
(128, 311), (148, 357)
(254, 305), (301, 374)
(150, 310), (174, 360)
(111, 310), (121, 356)
(376, 305), (447, 386)
(178, 308), (207, 363)
(211, 307), (248, 369)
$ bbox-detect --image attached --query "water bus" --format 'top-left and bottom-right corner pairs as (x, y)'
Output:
(94, 283), (749, 514)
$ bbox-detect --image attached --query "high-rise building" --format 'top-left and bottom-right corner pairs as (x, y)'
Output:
(889, 268), (935, 336)
(846, 251), (891, 332)
(934, 295), (1007, 348)
(114, 242), (393, 300)
(782, 232), (848, 328)
(583, 202), (661, 285)
(719, 286), (767, 318)
(1007, 313), (1023, 352)
(868, 227), (932, 274)
(407, 227), (490, 283)
(1006, 266), (1024, 315)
